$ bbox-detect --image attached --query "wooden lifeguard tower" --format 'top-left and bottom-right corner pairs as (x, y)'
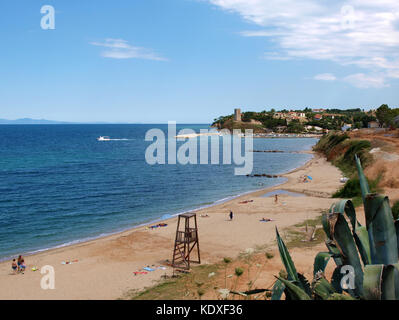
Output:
(172, 213), (200, 270)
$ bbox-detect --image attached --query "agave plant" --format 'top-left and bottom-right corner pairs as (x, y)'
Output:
(272, 155), (399, 300)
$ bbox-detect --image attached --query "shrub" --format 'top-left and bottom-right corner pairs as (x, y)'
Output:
(333, 176), (379, 199)
(265, 252), (274, 259)
(314, 133), (349, 156)
(235, 267), (244, 277)
(341, 140), (371, 167)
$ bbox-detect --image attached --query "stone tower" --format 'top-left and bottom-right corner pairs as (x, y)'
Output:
(234, 108), (242, 122)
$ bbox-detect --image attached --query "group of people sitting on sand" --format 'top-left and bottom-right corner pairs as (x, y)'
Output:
(11, 255), (26, 274)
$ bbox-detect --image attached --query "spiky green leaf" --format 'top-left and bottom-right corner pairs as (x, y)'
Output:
(328, 203), (364, 297)
(276, 277), (311, 300)
(313, 278), (336, 300)
(313, 252), (333, 276)
(363, 264), (383, 300)
(354, 225), (371, 265)
(275, 227), (299, 282)
(271, 279), (285, 300)
(365, 195), (398, 265)
(355, 154), (370, 205)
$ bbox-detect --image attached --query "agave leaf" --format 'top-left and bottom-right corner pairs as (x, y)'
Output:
(363, 264), (383, 300)
(231, 288), (268, 296)
(330, 266), (343, 294)
(328, 203), (364, 297)
(298, 273), (312, 297)
(325, 240), (343, 266)
(354, 225), (371, 266)
(365, 195), (398, 265)
(355, 154), (370, 205)
(329, 200), (371, 266)
(331, 200), (357, 232)
(313, 252), (333, 276)
(363, 264), (399, 300)
(381, 264), (397, 300)
(275, 227), (299, 283)
(322, 213), (331, 239)
(276, 277), (311, 300)
(229, 291), (247, 297)
(327, 293), (356, 300)
(395, 220), (399, 258)
(313, 278), (336, 300)
(390, 263), (399, 300)
(271, 279), (285, 300)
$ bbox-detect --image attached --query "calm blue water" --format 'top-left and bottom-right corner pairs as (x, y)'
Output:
(0, 124), (317, 260)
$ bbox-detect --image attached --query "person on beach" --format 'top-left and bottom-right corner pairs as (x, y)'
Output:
(274, 194), (278, 204)
(20, 259), (26, 274)
(229, 211), (233, 220)
(17, 255), (23, 272)
(11, 259), (17, 274)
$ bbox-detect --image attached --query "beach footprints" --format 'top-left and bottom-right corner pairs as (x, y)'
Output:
(40, 265), (55, 290)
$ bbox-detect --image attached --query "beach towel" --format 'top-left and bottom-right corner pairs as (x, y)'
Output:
(143, 267), (155, 272)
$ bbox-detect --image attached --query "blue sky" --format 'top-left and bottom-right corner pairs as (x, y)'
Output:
(0, 0), (398, 123)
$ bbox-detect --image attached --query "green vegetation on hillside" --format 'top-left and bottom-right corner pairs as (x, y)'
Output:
(212, 104), (399, 133)
(314, 132), (376, 207)
(314, 133), (372, 176)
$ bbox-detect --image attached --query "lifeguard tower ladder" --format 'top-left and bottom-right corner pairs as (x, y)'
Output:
(172, 213), (200, 270)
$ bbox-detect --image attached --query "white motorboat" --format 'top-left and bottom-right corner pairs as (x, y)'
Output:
(97, 136), (111, 141)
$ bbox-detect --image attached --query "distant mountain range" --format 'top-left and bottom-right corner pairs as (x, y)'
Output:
(0, 118), (72, 124)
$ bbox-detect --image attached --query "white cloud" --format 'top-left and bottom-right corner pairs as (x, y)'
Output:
(314, 73), (337, 81)
(208, 0), (399, 88)
(90, 39), (167, 61)
(344, 73), (389, 88)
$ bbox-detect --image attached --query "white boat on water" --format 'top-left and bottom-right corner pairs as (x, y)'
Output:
(97, 136), (111, 141)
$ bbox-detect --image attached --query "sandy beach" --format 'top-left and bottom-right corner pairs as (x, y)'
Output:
(0, 152), (343, 300)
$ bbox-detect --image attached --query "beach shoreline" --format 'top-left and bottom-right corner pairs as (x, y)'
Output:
(0, 150), (344, 300)
(0, 150), (313, 264)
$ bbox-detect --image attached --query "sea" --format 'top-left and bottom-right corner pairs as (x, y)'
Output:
(0, 124), (318, 260)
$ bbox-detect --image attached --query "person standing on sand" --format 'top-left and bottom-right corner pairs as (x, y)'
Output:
(275, 194), (278, 204)
(11, 259), (17, 274)
(229, 210), (233, 220)
(20, 259), (26, 274)
(17, 255), (23, 272)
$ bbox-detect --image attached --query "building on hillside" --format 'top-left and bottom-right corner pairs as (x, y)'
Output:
(234, 108), (242, 122)
(314, 114), (323, 120)
(273, 111), (306, 122)
(288, 111), (306, 118)
(305, 125), (323, 131)
(368, 121), (380, 128)
(341, 124), (352, 131)
(312, 108), (326, 113)
(273, 112), (287, 119)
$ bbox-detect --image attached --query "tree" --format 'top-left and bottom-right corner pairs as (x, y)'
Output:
(376, 104), (393, 127)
